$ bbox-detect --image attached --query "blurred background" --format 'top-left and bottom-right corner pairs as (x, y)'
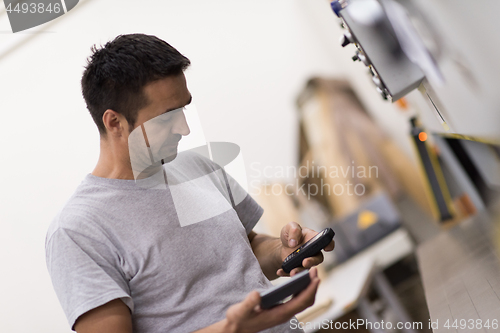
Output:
(0, 0), (499, 332)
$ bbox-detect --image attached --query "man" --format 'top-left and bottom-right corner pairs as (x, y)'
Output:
(45, 34), (334, 333)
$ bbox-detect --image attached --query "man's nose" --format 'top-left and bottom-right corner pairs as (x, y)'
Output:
(172, 109), (190, 136)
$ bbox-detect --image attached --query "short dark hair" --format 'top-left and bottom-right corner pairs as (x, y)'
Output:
(81, 34), (191, 136)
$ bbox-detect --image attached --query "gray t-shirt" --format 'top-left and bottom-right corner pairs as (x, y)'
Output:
(45, 152), (301, 333)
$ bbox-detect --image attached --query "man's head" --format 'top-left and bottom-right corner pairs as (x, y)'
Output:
(83, 34), (193, 179)
(81, 33), (191, 137)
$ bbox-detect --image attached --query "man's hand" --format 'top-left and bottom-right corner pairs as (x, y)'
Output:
(248, 222), (335, 280)
(224, 268), (320, 333)
(276, 222), (335, 277)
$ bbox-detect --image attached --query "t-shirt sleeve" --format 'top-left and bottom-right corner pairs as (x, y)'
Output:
(45, 226), (133, 330)
(233, 193), (264, 234)
(220, 169), (264, 234)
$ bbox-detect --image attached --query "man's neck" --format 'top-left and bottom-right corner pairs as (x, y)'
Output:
(92, 139), (135, 180)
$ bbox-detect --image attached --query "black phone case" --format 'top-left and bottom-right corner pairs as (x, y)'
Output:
(281, 228), (335, 274)
(260, 270), (311, 309)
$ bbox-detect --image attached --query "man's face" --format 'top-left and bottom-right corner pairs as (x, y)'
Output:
(128, 74), (192, 178)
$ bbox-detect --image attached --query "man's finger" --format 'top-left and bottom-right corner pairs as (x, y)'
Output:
(276, 269), (288, 277)
(324, 240), (335, 252)
(302, 252), (324, 268)
(226, 290), (260, 326)
(289, 267), (307, 277)
(282, 221), (303, 248)
(309, 266), (318, 279)
(240, 291), (261, 315)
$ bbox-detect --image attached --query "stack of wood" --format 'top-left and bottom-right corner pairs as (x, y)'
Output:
(255, 78), (435, 234)
(295, 78), (433, 219)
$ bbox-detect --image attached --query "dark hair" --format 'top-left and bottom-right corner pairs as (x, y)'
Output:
(81, 34), (191, 136)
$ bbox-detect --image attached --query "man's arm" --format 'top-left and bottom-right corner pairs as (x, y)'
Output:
(247, 231), (282, 280)
(73, 269), (321, 333)
(74, 299), (132, 333)
(248, 221), (335, 280)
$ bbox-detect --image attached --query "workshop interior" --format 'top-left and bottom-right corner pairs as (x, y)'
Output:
(1, 0), (499, 332)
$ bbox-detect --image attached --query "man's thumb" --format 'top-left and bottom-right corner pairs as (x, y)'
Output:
(227, 291), (260, 322)
(241, 291), (260, 314)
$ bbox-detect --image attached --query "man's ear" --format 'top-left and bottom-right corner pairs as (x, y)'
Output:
(102, 109), (128, 137)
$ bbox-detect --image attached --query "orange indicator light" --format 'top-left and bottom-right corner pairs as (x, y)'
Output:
(418, 132), (428, 142)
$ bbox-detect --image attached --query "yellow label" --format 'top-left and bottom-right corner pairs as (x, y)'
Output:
(358, 210), (378, 230)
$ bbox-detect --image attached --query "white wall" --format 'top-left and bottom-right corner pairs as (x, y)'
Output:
(0, 0), (409, 331)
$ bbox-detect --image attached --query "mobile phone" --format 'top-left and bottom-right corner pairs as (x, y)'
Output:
(260, 269), (311, 309)
(281, 228), (335, 274)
